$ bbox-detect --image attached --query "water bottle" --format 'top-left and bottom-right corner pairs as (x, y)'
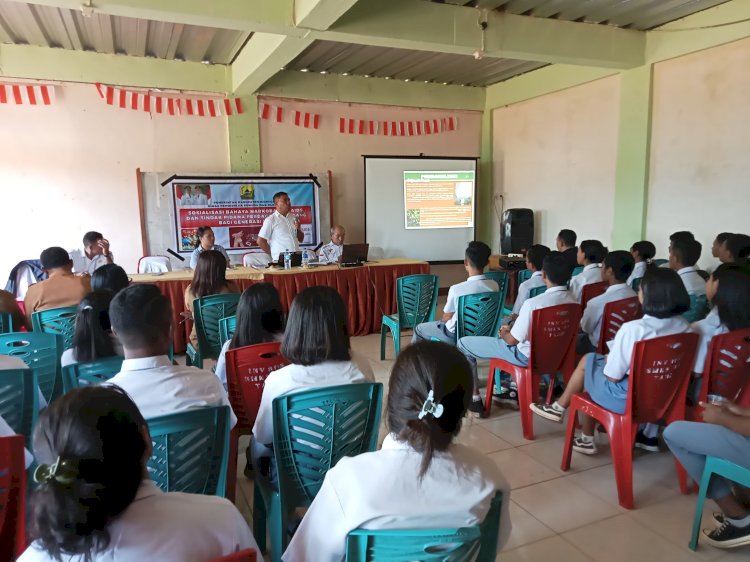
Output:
(302, 249), (310, 267)
(283, 249), (291, 270)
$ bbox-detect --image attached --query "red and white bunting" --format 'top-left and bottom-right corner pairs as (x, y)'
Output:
(94, 83), (243, 117)
(337, 116), (458, 136)
(0, 83), (55, 105)
(260, 102), (283, 122)
(293, 110), (320, 129)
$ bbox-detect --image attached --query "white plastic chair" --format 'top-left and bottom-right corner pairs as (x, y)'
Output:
(137, 256), (172, 274)
(243, 252), (272, 268)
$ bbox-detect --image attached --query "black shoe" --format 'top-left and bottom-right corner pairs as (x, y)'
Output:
(634, 431), (659, 452)
(712, 512), (725, 526)
(468, 397), (487, 418)
(491, 381), (519, 409)
(702, 519), (750, 549)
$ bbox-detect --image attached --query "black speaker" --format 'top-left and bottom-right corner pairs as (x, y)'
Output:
(501, 208), (534, 254)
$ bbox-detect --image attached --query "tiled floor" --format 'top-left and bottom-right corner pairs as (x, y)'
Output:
(230, 332), (749, 561)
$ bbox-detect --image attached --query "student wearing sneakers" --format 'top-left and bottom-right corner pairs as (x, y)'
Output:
(669, 237), (706, 296)
(569, 240), (608, 302)
(506, 244), (550, 323)
(627, 240), (656, 287)
(577, 251), (637, 355)
(458, 252), (575, 407)
(530, 268), (692, 455)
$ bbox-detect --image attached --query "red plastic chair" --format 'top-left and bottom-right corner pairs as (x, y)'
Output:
(561, 332), (699, 509)
(695, 328), (750, 408)
(484, 303), (582, 439)
(595, 297), (642, 354)
(224, 342), (287, 502)
(0, 435), (27, 561)
(581, 281), (607, 310)
(207, 548), (258, 562)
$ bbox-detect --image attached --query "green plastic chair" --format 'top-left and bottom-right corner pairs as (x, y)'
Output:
(630, 277), (642, 292)
(0, 332), (62, 404)
(219, 315), (237, 347)
(689, 456), (750, 550)
(571, 265), (584, 277)
(0, 368), (38, 445)
(31, 306), (77, 351)
(187, 293), (241, 369)
(345, 491), (503, 562)
(483, 271), (511, 317)
(683, 294), (709, 323)
(380, 275), (439, 359)
(61, 356), (125, 393)
(456, 292), (503, 339)
(254, 383), (383, 562)
(653, 259), (668, 267)
(0, 312), (12, 334)
(517, 269), (532, 286)
(146, 405), (231, 497)
(529, 285), (547, 298)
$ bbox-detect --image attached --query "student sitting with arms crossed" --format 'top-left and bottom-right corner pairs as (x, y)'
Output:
(531, 268), (692, 455)
(627, 240), (656, 288)
(506, 244), (550, 324)
(283, 341), (511, 562)
(577, 251), (637, 354)
(569, 239), (608, 302)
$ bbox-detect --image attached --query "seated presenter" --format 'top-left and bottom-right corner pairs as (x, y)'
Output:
(257, 191), (303, 261)
(318, 225), (346, 263)
(69, 231), (114, 275)
(189, 226), (230, 269)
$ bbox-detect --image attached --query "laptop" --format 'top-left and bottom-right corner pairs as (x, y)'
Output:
(273, 251), (303, 267)
(340, 243), (369, 266)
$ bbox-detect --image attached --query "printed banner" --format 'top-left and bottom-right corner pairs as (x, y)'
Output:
(172, 179), (319, 254)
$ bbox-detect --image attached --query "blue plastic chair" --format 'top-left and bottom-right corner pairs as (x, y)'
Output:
(653, 259), (668, 267)
(187, 293), (241, 369)
(254, 383), (383, 562)
(529, 285), (547, 298)
(0, 332), (62, 404)
(571, 265), (584, 277)
(0, 368), (38, 445)
(61, 356), (125, 393)
(31, 306), (77, 351)
(380, 275), (439, 359)
(484, 271), (512, 317)
(219, 315), (237, 347)
(517, 269), (532, 286)
(683, 294), (709, 323)
(0, 312), (12, 334)
(456, 292), (503, 339)
(630, 277), (642, 292)
(146, 405), (231, 497)
(345, 491), (503, 562)
(689, 456), (750, 550)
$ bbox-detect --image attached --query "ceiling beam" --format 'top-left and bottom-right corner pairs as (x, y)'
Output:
(0, 43), (230, 92)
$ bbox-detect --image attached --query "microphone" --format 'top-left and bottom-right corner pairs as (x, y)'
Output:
(166, 248), (185, 261)
(313, 242), (324, 253)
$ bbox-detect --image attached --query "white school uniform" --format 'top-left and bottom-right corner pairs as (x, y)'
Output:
(512, 271), (545, 315)
(569, 263), (603, 302)
(626, 261), (647, 287)
(0, 413), (33, 468)
(282, 434), (511, 562)
(18, 479), (259, 562)
(690, 308), (727, 374)
(580, 283), (637, 349)
(252, 352), (374, 447)
(107, 356), (237, 427)
(258, 210), (300, 260)
(443, 275), (499, 332)
(677, 266), (707, 296)
(69, 249), (112, 275)
(603, 315), (693, 381)
(511, 285), (576, 359)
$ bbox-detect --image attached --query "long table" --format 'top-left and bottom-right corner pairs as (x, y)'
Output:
(130, 258), (429, 353)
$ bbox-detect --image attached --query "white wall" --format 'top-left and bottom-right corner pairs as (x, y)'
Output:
(0, 82), (229, 279)
(491, 75), (621, 252)
(648, 37), (750, 270)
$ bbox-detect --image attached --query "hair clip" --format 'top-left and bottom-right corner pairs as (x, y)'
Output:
(418, 390), (444, 420)
(33, 457), (78, 485)
(81, 305), (94, 311)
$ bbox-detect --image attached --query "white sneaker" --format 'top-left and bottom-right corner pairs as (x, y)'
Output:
(572, 436), (598, 455)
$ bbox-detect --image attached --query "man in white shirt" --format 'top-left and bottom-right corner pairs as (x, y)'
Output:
(179, 185), (195, 206)
(318, 224), (346, 263)
(257, 191), (304, 261)
(508, 244), (550, 322)
(192, 185), (209, 206)
(107, 283), (236, 426)
(670, 237), (707, 296)
(69, 231), (114, 275)
(578, 250), (637, 353)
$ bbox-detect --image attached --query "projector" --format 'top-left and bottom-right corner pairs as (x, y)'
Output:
(499, 255), (526, 270)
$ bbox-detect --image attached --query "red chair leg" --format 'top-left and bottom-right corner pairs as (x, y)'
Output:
(610, 422), (635, 509)
(515, 370), (537, 441)
(484, 364), (496, 416)
(561, 408), (577, 471)
(226, 426), (239, 502)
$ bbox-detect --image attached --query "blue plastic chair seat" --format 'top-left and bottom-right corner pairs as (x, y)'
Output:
(380, 275), (439, 360)
(529, 285), (547, 298)
(456, 292), (503, 339)
(219, 315), (237, 347)
(0, 368), (38, 445)
(31, 306), (77, 351)
(187, 293), (241, 369)
(0, 332), (62, 403)
(683, 294), (709, 323)
(61, 355), (125, 393)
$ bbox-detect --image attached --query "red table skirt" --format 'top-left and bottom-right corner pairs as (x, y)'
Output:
(145, 262), (429, 354)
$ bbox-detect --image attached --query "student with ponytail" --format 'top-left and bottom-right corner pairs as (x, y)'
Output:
(18, 385), (259, 562)
(60, 290), (122, 367)
(628, 240), (657, 287)
(283, 341), (511, 562)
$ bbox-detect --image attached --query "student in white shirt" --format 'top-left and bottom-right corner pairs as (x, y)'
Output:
(569, 239), (607, 302)
(283, 341), (511, 562)
(106, 284), (237, 426)
(257, 191), (304, 261)
(508, 244), (550, 322)
(18, 386), (259, 562)
(318, 225), (346, 264)
(669, 237), (707, 296)
(627, 240), (656, 287)
(60, 291), (122, 368)
(531, 268), (692, 455)
(189, 226), (231, 269)
(69, 231), (114, 275)
(578, 251), (637, 354)
(251, 286), (374, 485)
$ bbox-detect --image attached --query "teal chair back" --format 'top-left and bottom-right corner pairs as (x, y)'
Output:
(683, 294), (709, 323)
(0, 368), (38, 445)
(0, 312), (12, 334)
(219, 315), (237, 347)
(456, 292), (502, 339)
(395, 275), (439, 329)
(571, 266), (584, 277)
(630, 277), (642, 292)
(188, 293), (241, 368)
(529, 285), (547, 298)
(146, 406), (230, 496)
(345, 491), (503, 562)
(653, 259), (668, 267)
(61, 356), (125, 393)
(0, 332), (62, 403)
(482, 271), (509, 318)
(31, 306), (77, 351)
(517, 269), (532, 285)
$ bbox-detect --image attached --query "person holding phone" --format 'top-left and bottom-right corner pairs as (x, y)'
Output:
(257, 191), (303, 261)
